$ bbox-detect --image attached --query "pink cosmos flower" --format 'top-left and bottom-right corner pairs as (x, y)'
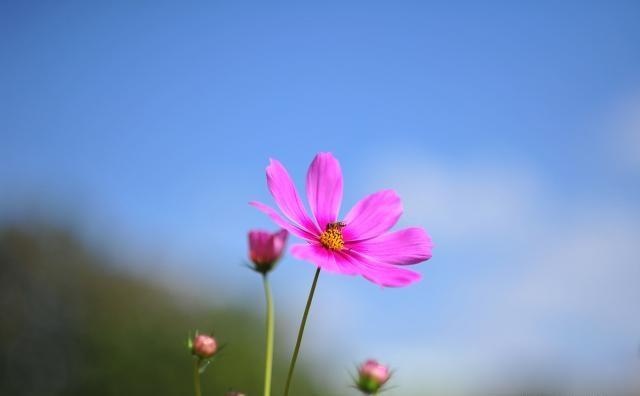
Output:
(250, 152), (433, 287)
(248, 229), (288, 273)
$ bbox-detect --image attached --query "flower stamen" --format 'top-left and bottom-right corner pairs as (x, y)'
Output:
(319, 222), (345, 250)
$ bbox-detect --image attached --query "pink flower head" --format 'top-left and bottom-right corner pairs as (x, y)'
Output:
(250, 152), (433, 287)
(191, 334), (218, 359)
(357, 359), (390, 394)
(248, 228), (288, 273)
(359, 359), (390, 383)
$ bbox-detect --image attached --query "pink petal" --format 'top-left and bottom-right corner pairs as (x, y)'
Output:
(306, 152), (343, 230)
(333, 251), (360, 275)
(290, 243), (357, 275)
(272, 229), (289, 250)
(250, 201), (317, 241)
(342, 190), (403, 242)
(266, 158), (321, 235)
(348, 227), (433, 265)
(343, 250), (422, 287)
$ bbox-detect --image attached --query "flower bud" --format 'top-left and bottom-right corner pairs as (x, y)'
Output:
(191, 334), (218, 359)
(225, 392), (246, 396)
(356, 359), (390, 394)
(248, 229), (288, 273)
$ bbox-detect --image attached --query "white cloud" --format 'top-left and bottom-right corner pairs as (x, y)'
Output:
(357, 153), (640, 394)
(510, 212), (640, 331)
(374, 211), (640, 395)
(368, 155), (543, 243)
(484, 211), (640, 383)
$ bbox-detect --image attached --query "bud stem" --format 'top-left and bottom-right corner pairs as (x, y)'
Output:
(193, 359), (202, 396)
(262, 274), (274, 396)
(283, 267), (321, 396)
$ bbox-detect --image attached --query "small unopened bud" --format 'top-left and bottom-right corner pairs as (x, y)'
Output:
(356, 359), (390, 394)
(191, 334), (218, 359)
(225, 392), (246, 396)
(248, 229), (288, 273)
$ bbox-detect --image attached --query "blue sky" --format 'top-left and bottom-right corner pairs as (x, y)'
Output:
(2, 1), (640, 393)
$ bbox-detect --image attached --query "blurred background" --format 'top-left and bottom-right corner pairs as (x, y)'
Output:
(1, 1), (639, 395)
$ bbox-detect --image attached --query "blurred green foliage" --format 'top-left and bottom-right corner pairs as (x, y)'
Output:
(0, 223), (333, 396)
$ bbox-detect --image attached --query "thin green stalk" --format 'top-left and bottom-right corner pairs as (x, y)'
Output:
(193, 359), (202, 396)
(283, 267), (321, 396)
(263, 274), (275, 396)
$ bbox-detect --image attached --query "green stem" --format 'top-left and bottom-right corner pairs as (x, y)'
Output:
(263, 274), (275, 396)
(283, 267), (321, 396)
(193, 359), (202, 396)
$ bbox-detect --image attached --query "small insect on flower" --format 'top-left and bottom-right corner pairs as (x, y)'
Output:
(248, 229), (288, 274)
(355, 359), (391, 394)
(327, 221), (347, 229)
(190, 333), (218, 359)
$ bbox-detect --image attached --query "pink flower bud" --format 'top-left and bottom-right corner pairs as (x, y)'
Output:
(225, 392), (246, 396)
(248, 229), (288, 273)
(357, 359), (390, 394)
(191, 334), (218, 359)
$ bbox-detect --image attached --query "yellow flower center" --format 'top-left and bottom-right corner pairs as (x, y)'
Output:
(319, 223), (345, 250)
